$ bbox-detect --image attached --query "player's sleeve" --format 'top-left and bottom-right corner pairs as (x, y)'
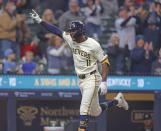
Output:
(62, 32), (73, 47)
(40, 21), (63, 38)
(92, 42), (110, 65)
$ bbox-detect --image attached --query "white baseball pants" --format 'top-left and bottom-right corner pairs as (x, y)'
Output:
(78, 71), (102, 117)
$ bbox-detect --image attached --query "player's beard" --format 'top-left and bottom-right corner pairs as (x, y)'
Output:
(70, 34), (77, 41)
(72, 37), (76, 41)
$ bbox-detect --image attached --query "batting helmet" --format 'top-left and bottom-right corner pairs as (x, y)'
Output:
(69, 21), (85, 39)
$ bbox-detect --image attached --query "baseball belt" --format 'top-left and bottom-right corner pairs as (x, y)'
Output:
(78, 70), (96, 79)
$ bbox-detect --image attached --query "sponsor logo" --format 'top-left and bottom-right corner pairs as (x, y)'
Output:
(14, 92), (36, 97)
(58, 92), (80, 98)
(17, 106), (38, 126)
(41, 92), (53, 97)
(107, 78), (131, 87)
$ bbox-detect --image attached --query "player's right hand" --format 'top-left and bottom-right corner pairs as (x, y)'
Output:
(99, 81), (107, 95)
(29, 9), (42, 24)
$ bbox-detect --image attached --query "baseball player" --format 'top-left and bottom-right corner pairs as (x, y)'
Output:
(30, 10), (129, 131)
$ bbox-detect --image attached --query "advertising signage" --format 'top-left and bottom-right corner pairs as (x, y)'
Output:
(0, 75), (160, 91)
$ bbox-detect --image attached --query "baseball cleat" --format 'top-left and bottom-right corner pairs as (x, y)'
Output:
(114, 92), (129, 110)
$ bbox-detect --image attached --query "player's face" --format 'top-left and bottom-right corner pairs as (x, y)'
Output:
(70, 29), (77, 41)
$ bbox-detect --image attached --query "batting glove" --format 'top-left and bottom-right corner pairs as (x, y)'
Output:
(99, 81), (107, 96)
(30, 9), (42, 23)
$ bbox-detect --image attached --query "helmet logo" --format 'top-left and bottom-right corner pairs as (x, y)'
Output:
(69, 24), (72, 28)
(72, 23), (76, 28)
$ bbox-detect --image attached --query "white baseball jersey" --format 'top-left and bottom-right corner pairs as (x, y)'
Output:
(62, 32), (107, 75)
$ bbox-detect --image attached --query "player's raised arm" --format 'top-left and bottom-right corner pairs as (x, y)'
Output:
(30, 9), (63, 38)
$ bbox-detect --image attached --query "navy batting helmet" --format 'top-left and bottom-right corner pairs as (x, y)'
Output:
(69, 21), (85, 39)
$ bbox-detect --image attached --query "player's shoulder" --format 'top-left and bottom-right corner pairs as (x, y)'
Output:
(87, 37), (101, 48)
(87, 37), (100, 44)
(63, 31), (70, 36)
(62, 31), (72, 45)
(62, 31), (71, 39)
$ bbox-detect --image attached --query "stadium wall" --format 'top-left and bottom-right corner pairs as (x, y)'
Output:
(0, 75), (160, 131)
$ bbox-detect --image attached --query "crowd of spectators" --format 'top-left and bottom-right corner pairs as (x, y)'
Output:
(0, 0), (161, 75)
(112, 0), (161, 75)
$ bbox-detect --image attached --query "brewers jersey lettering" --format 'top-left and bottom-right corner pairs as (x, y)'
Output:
(63, 32), (108, 116)
(62, 32), (107, 74)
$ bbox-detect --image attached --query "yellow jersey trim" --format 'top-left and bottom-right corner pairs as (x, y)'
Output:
(101, 58), (110, 65)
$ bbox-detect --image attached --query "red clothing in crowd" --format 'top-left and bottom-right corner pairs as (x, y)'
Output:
(135, 0), (145, 4)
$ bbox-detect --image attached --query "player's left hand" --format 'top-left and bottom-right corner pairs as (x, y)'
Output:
(29, 9), (42, 23)
(99, 81), (107, 95)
